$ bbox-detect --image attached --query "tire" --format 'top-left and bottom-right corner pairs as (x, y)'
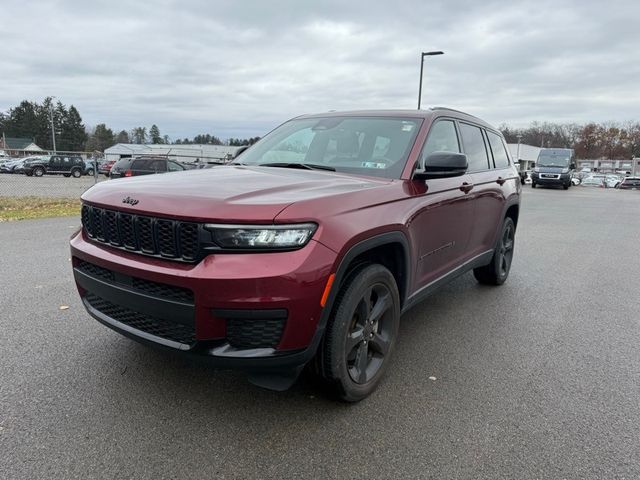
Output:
(321, 263), (400, 402)
(71, 168), (81, 178)
(531, 182), (536, 188)
(563, 184), (569, 190)
(473, 217), (516, 286)
(33, 167), (45, 177)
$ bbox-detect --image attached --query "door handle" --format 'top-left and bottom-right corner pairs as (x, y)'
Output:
(496, 177), (506, 186)
(459, 182), (474, 193)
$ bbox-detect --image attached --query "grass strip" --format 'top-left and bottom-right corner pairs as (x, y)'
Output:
(0, 196), (81, 221)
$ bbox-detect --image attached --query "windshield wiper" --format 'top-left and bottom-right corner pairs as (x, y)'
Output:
(259, 162), (335, 172)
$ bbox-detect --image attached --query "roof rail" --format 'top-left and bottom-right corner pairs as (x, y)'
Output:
(430, 106), (495, 129)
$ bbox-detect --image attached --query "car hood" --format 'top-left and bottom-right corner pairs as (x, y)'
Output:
(81, 165), (392, 222)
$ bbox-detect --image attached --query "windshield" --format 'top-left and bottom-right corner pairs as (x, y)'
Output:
(537, 152), (571, 168)
(233, 116), (422, 179)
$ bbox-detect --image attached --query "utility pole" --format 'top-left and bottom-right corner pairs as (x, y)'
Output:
(516, 134), (522, 170)
(49, 97), (57, 154)
(417, 51), (444, 109)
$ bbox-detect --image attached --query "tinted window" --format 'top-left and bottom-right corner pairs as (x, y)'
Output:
(486, 131), (510, 169)
(421, 120), (460, 167)
(50, 156), (61, 167)
(132, 159), (151, 170)
(168, 161), (183, 172)
(459, 123), (489, 171)
(149, 159), (167, 172)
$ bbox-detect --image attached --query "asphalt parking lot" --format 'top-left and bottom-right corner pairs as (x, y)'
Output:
(0, 173), (105, 198)
(1, 186), (639, 479)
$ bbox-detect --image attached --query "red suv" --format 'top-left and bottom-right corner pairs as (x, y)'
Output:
(71, 109), (521, 401)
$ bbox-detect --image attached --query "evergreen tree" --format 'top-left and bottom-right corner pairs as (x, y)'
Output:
(115, 130), (130, 144)
(86, 124), (115, 152)
(150, 124), (162, 144)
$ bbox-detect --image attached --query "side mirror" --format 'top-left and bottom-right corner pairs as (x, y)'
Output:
(413, 152), (468, 180)
(570, 163), (576, 169)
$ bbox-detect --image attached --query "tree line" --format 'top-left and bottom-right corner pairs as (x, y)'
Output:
(0, 98), (261, 153)
(500, 121), (640, 160)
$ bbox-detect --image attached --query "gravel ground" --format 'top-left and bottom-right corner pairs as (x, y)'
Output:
(1, 186), (639, 479)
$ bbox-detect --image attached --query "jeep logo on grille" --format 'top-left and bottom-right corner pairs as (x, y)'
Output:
(122, 196), (139, 206)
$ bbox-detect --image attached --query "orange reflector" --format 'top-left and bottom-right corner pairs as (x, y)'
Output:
(320, 273), (335, 307)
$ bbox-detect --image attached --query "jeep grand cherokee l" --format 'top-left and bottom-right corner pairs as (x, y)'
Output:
(71, 108), (521, 401)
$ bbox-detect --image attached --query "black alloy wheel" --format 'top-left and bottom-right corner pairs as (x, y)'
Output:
(321, 263), (400, 402)
(345, 283), (394, 384)
(473, 216), (516, 285)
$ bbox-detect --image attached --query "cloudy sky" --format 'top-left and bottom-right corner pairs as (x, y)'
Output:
(2, 0), (639, 140)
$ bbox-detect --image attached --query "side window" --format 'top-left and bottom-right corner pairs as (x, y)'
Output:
(421, 120), (460, 167)
(486, 131), (510, 169)
(168, 161), (183, 171)
(151, 159), (167, 172)
(50, 156), (61, 167)
(132, 159), (150, 171)
(459, 123), (490, 171)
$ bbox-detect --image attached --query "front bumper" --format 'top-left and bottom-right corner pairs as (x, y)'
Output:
(71, 230), (337, 371)
(532, 172), (571, 185)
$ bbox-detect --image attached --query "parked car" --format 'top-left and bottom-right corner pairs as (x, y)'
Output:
(23, 155), (85, 177)
(571, 176), (581, 186)
(580, 176), (605, 187)
(71, 108), (521, 401)
(84, 159), (103, 176)
(618, 177), (640, 190)
(109, 156), (186, 178)
(583, 174), (621, 188)
(99, 160), (117, 176)
(0, 157), (35, 174)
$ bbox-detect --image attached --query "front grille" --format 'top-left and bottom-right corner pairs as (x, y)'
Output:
(81, 204), (200, 262)
(226, 317), (286, 349)
(85, 293), (195, 345)
(77, 260), (194, 304)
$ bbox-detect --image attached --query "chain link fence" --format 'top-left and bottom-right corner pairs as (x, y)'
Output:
(0, 148), (241, 220)
(0, 148), (239, 199)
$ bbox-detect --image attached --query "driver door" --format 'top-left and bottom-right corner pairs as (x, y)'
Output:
(408, 119), (476, 290)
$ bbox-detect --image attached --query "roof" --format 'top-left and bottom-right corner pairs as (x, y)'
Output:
(293, 108), (497, 131)
(3, 137), (38, 149)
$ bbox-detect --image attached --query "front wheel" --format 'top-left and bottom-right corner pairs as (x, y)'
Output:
(320, 264), (400, 402)
(473, 217), (516, 285)
(531, 182), (536, 188)
(563, 184), (569, 190)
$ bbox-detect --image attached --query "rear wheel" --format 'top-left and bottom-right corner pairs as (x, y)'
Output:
(473, 217), (516, 286)
(321, 264), (400, 402)
(33, 167), (44, 177)
(71, 168), (82, 178)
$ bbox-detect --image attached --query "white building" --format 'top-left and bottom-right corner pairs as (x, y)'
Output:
(507, 143), (540, 171)
(104, 143), (242, 164)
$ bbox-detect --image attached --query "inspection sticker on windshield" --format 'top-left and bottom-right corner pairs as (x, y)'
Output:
(401, 122), (415, 132)
(362, 162), (387, 169)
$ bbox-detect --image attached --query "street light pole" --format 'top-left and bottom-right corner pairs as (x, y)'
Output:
(49, 97), (57, 154)
(417, 51), (444, 109)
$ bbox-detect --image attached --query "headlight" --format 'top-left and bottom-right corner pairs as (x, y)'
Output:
(533, 167), (540, 173)
(204, 223), (317, 249)
(561, 168), (569, 174)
